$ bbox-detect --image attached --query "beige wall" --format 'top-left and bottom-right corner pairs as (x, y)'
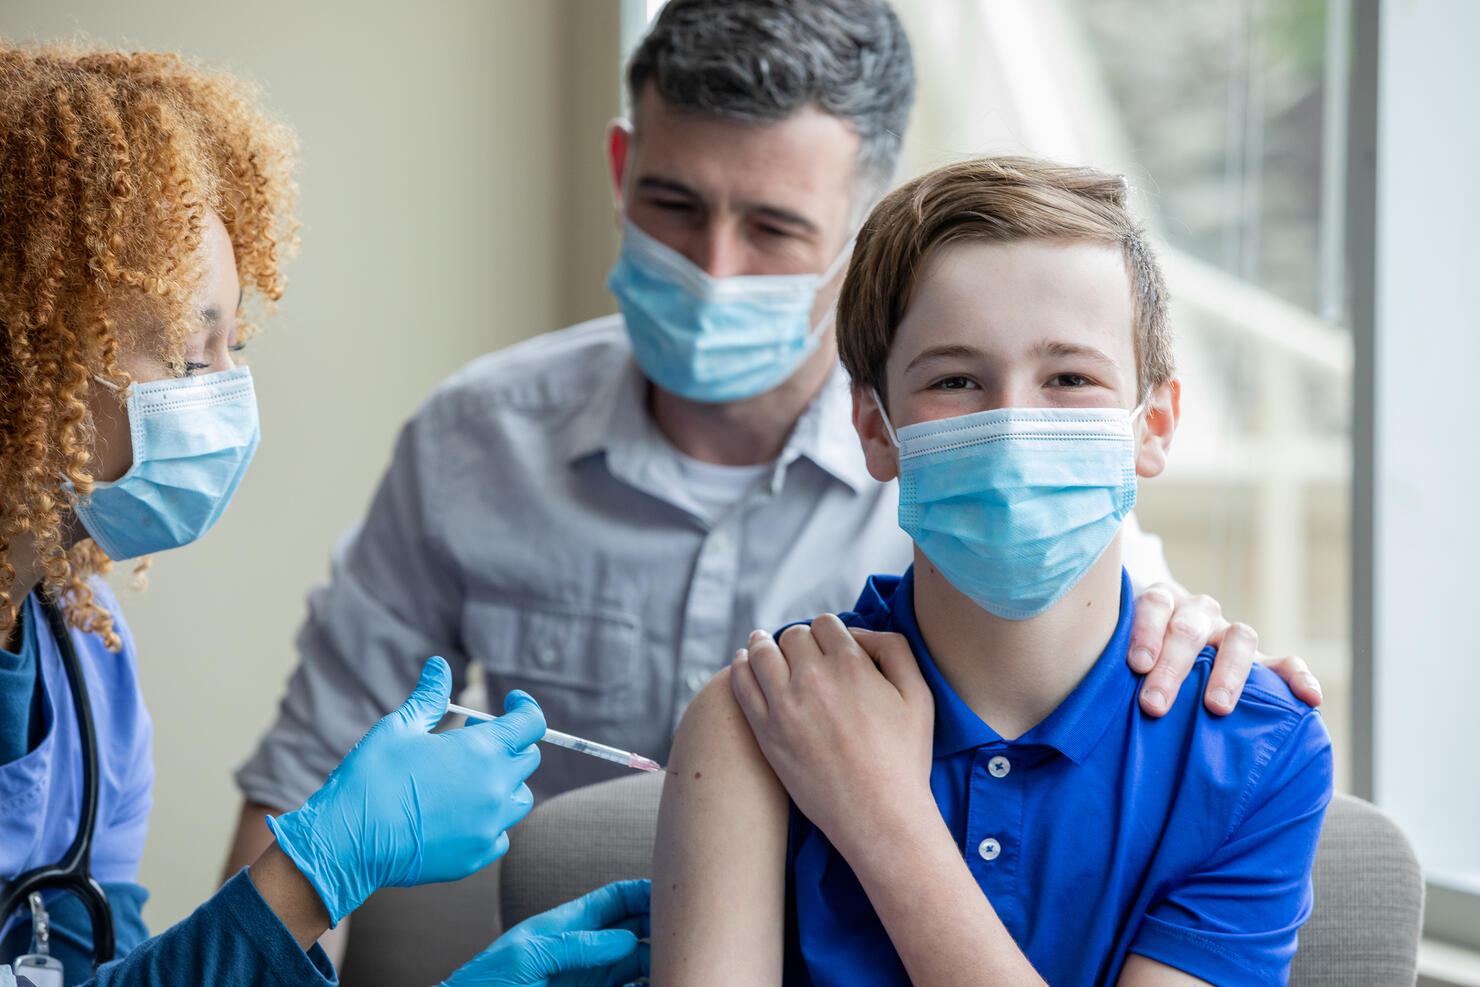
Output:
(3, 0), (621, 928)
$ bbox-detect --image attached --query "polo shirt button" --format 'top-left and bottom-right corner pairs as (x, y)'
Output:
(685, 670), (709, 693)
(534, 644), (559, 668)
(977, 837), (1002, 861)
(988, 755), (1011, 778)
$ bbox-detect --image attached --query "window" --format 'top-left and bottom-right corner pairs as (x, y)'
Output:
(1353, 0), (1480, 952)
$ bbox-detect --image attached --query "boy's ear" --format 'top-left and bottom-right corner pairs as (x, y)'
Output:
(1134, 379), (1181, 479)
(606, 118), (633, 227)
(852, 383), (900, 483)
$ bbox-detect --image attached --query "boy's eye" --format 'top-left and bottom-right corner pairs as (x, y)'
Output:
(181, 360), (210, 377)
(930, 375), (978, 391)
(1048, 373), (1092, 388)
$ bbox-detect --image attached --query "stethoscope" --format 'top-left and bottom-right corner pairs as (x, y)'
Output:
(0, 595), (116, 973)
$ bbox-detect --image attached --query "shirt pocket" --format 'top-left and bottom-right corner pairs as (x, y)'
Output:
(461, 598), (644, 729)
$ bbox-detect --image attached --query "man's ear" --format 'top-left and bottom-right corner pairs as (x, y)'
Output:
(606, 118), (633, 228)
(852, 383), (900, 483)
(1134, 379), (1181, 479)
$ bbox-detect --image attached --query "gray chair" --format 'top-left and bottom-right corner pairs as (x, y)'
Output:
(345, 775), (1425, 985)
(1288, 791), (1425, 985)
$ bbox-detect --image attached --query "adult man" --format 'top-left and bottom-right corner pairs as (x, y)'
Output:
(227, 0), (1317, 887)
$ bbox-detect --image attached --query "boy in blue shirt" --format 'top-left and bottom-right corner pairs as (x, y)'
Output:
(650, 156), (1334, 985)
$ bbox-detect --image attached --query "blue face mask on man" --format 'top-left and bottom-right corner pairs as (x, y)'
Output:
(73, 366), (261, 560)
(606, 219), (851, 403)
(874, 390), (1144, 620)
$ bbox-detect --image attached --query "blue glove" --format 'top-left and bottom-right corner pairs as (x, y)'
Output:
(268, 656), (544, 924)
(440, 879), (651, 987)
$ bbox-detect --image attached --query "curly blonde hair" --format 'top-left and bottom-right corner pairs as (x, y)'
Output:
(0, 42), (299, 648)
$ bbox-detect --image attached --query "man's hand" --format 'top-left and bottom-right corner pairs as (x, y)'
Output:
(1128, 583), (1324, 717)
(441, 879), (650, 986)
(729, 616), (935, 859)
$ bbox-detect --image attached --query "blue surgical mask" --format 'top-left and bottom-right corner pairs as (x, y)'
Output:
(72, 366), (261, 560)
(875, 391), (1143, 620)
(606, 219), (851, 403)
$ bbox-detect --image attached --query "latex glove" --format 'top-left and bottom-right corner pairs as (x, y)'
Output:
(268, 656), (544, 924)
(441, 879), (651, 987)
(1127, 583), (1324, 716)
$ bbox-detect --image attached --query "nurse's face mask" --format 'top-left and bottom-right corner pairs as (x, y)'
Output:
(71, 367), (261, 560)
(874, 388), (1144, 620)
(606, 218), (852, 403)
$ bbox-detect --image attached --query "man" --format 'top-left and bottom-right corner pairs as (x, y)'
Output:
(227, 0), (1318, 893)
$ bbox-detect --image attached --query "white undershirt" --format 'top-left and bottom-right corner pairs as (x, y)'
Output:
(674, 452), (773, 517)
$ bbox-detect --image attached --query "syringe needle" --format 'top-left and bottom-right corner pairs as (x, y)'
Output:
(445, 702), (663, 772)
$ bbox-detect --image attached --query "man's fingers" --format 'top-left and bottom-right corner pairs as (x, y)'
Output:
(1139, 598), (1218, 716)
(1203, 622), (1257, 715)
(1262, 654), (1324, 707)
(1127, 585), (1178, 673)
(1142, 612), (1213, 713)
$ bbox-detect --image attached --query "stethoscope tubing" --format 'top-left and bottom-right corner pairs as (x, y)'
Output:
(0, 595), (116, 970)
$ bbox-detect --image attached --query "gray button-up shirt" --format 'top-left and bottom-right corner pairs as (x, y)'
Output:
(235, 315), (1169, 806)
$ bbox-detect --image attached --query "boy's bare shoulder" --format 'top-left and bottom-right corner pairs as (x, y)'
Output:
(669, 666), (780, 789)
(675, 667), (750, 749)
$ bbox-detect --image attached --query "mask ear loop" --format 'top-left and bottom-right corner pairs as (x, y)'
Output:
(806, 234), (857, 341)
(870, 386), (901, 448)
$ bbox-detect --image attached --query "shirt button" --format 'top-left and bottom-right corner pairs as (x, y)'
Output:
(988, 755), (1011, 778)
(709, 530), (730, 553)
(978, 837), (1002, 862)
(685, 670), (709, 693)
(534, 644), (559, 668)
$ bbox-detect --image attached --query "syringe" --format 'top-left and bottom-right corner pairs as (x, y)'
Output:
(445, 702), (662, 772)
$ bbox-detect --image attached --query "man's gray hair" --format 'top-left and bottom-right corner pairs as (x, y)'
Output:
(627, 0), (916, 195)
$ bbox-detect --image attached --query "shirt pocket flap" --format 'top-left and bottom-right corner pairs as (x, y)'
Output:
(462, 599), (642, 723)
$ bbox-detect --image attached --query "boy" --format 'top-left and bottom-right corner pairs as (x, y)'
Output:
(651, 156), (1333, 985)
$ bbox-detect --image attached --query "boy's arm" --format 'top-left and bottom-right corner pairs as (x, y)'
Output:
(732, 619), (1050, 986)
(651, 667), (789, 986)
(1117, 956), (1215, 985)
(1127, 709), (1334, 984)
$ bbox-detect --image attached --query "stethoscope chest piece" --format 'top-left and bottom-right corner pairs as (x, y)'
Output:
(9, 895), (65, 986)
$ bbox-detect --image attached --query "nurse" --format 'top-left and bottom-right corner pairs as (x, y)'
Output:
(0, 42), (647, 986)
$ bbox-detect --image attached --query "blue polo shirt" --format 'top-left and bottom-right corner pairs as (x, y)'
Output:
(783, 567), (1333, 986)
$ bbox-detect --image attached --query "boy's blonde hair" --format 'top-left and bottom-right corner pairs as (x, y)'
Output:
(837, 156), (1172, 401)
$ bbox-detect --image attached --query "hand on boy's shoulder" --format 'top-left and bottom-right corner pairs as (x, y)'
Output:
(1127, 582), (1324, 718)
(730, 617), (935, 857)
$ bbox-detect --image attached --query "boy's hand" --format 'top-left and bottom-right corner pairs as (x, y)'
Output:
(1127, 583), (1324, 717)
(729, 616), (935, 860)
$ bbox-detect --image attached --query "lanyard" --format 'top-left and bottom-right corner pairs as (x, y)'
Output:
(0, 596), (115, 971)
